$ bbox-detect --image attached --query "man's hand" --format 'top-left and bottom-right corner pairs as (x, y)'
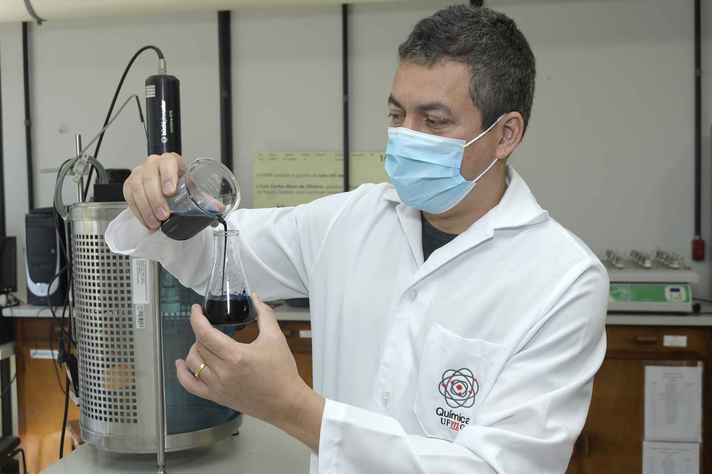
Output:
(176, 295), (325, 452)
(123, 153), (185, 231)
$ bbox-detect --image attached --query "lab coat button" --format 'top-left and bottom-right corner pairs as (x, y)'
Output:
(382, 392), (391, 407)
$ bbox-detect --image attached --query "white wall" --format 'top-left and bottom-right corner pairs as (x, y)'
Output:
(1, 12), (220, 298)
(30, 13), (220, 206)
(233, 6), (343, 205)
(1, 0), (710, 298)
(349, 0), (453, 152)
(496, 0), (702, 283)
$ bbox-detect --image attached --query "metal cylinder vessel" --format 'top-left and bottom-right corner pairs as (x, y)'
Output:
(69, 202), (240, 453)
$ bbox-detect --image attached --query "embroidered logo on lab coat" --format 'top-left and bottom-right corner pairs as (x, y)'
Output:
(434, 368), (479, 433)
(439, 368), (478, 408)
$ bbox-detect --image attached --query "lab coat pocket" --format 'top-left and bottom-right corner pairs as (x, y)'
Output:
(413, 322), (505, 441)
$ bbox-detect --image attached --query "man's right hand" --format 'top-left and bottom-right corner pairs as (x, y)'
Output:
(123, 153), (186, 231)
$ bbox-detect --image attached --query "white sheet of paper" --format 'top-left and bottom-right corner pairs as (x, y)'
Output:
(642, 442), (700, 474)
(644, 365), (702, 442)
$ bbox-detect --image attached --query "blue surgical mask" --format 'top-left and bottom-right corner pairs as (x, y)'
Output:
(384, 115), (504, 214)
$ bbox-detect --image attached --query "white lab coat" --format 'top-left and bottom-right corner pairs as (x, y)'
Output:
(105, 166), (608, 474)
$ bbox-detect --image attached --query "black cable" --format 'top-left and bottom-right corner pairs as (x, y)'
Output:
(49, 207), (75, 344)
(134, 95), (148, 141)
(82, 45), (164, 201)
(48, 321), (66, 396)
(58, 374), (70, 459)
(46, 210), (75, 459)
(46, 256), (72, 395)
(51, 199), (77, 348)
(9, 447), (28, 474)
(46, 264), (74, 347)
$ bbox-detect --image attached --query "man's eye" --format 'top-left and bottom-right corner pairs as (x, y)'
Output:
(425, 117), (448, 128)
(388, 112), (404, 125)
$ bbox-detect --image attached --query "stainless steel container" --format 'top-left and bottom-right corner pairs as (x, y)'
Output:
(69, 202), (240, 454)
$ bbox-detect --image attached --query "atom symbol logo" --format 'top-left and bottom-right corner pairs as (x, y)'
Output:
(439, 368), (478, 409)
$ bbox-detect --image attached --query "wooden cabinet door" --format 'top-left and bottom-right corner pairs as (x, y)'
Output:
(15, 319), (79, 474)
(579, 357), (644, 474)
(234, 320), (313, 387)
(566, 449), (583, 474)
(280, 322), (313, 388)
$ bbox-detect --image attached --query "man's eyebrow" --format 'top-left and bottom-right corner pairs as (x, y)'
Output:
(387, 95), (453, 116)
(415, 102), (453, 116)
(388, 95), (404, 109)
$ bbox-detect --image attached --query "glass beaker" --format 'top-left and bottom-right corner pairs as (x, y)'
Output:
(203, 228), (257, 327)
(161, 158), (240, 241)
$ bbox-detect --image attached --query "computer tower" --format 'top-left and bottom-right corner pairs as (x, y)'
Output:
(25, 208), (67, 306)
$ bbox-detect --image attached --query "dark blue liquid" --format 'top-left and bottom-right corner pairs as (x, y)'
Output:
(203, 217), (256, 328)
(161, 212), (216, 240)
(204, 291), (256, 326)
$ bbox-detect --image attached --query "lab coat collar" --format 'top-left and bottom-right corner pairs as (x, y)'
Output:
(386, 166), (549, 284)
(384, 166), (549, 233)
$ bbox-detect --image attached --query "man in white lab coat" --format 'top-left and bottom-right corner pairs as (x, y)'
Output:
(106, 5), (608, 473)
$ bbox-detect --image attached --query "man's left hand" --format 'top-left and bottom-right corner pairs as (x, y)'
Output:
(176, 294), (325, 451)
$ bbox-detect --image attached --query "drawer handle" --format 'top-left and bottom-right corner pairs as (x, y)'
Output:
(633, 336), (658, 345)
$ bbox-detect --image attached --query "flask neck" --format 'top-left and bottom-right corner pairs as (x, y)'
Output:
(212, 229), (241, 268)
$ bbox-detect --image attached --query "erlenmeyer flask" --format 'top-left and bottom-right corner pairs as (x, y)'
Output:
(203, 228), (257, 327)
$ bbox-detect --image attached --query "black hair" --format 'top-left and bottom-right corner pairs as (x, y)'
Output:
(399, 5), (536, 131)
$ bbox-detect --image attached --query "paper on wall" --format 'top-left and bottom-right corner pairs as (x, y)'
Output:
(642, 441), (700, 474)
(253, 152), (388, 208)
(644, 365), (702, 442)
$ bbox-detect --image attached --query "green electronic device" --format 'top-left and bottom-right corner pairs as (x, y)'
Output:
(604, 250), (699, 313)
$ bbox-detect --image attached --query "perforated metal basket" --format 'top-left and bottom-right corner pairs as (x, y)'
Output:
(70, 202), (239, 453)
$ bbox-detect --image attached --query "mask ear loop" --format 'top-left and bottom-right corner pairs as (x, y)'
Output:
(463, 114), (505, 148)
(462, 114), (507, 184)
(469, 155), (501, 184)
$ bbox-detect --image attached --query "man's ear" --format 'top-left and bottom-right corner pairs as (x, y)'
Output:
(496, 112), (525, 160)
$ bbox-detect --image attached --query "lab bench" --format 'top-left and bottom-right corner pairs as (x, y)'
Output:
(41, 415), (310, 474)
(3, 302), (311, 322)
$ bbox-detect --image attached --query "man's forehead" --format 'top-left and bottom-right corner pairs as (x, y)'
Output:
(390, 60), (473, 110)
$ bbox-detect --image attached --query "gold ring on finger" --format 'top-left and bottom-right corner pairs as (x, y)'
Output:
(194, 363), (207, 380)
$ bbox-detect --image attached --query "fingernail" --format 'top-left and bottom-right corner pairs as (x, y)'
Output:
(156, 207), (169, 220)
(163, 179), (174, 194)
